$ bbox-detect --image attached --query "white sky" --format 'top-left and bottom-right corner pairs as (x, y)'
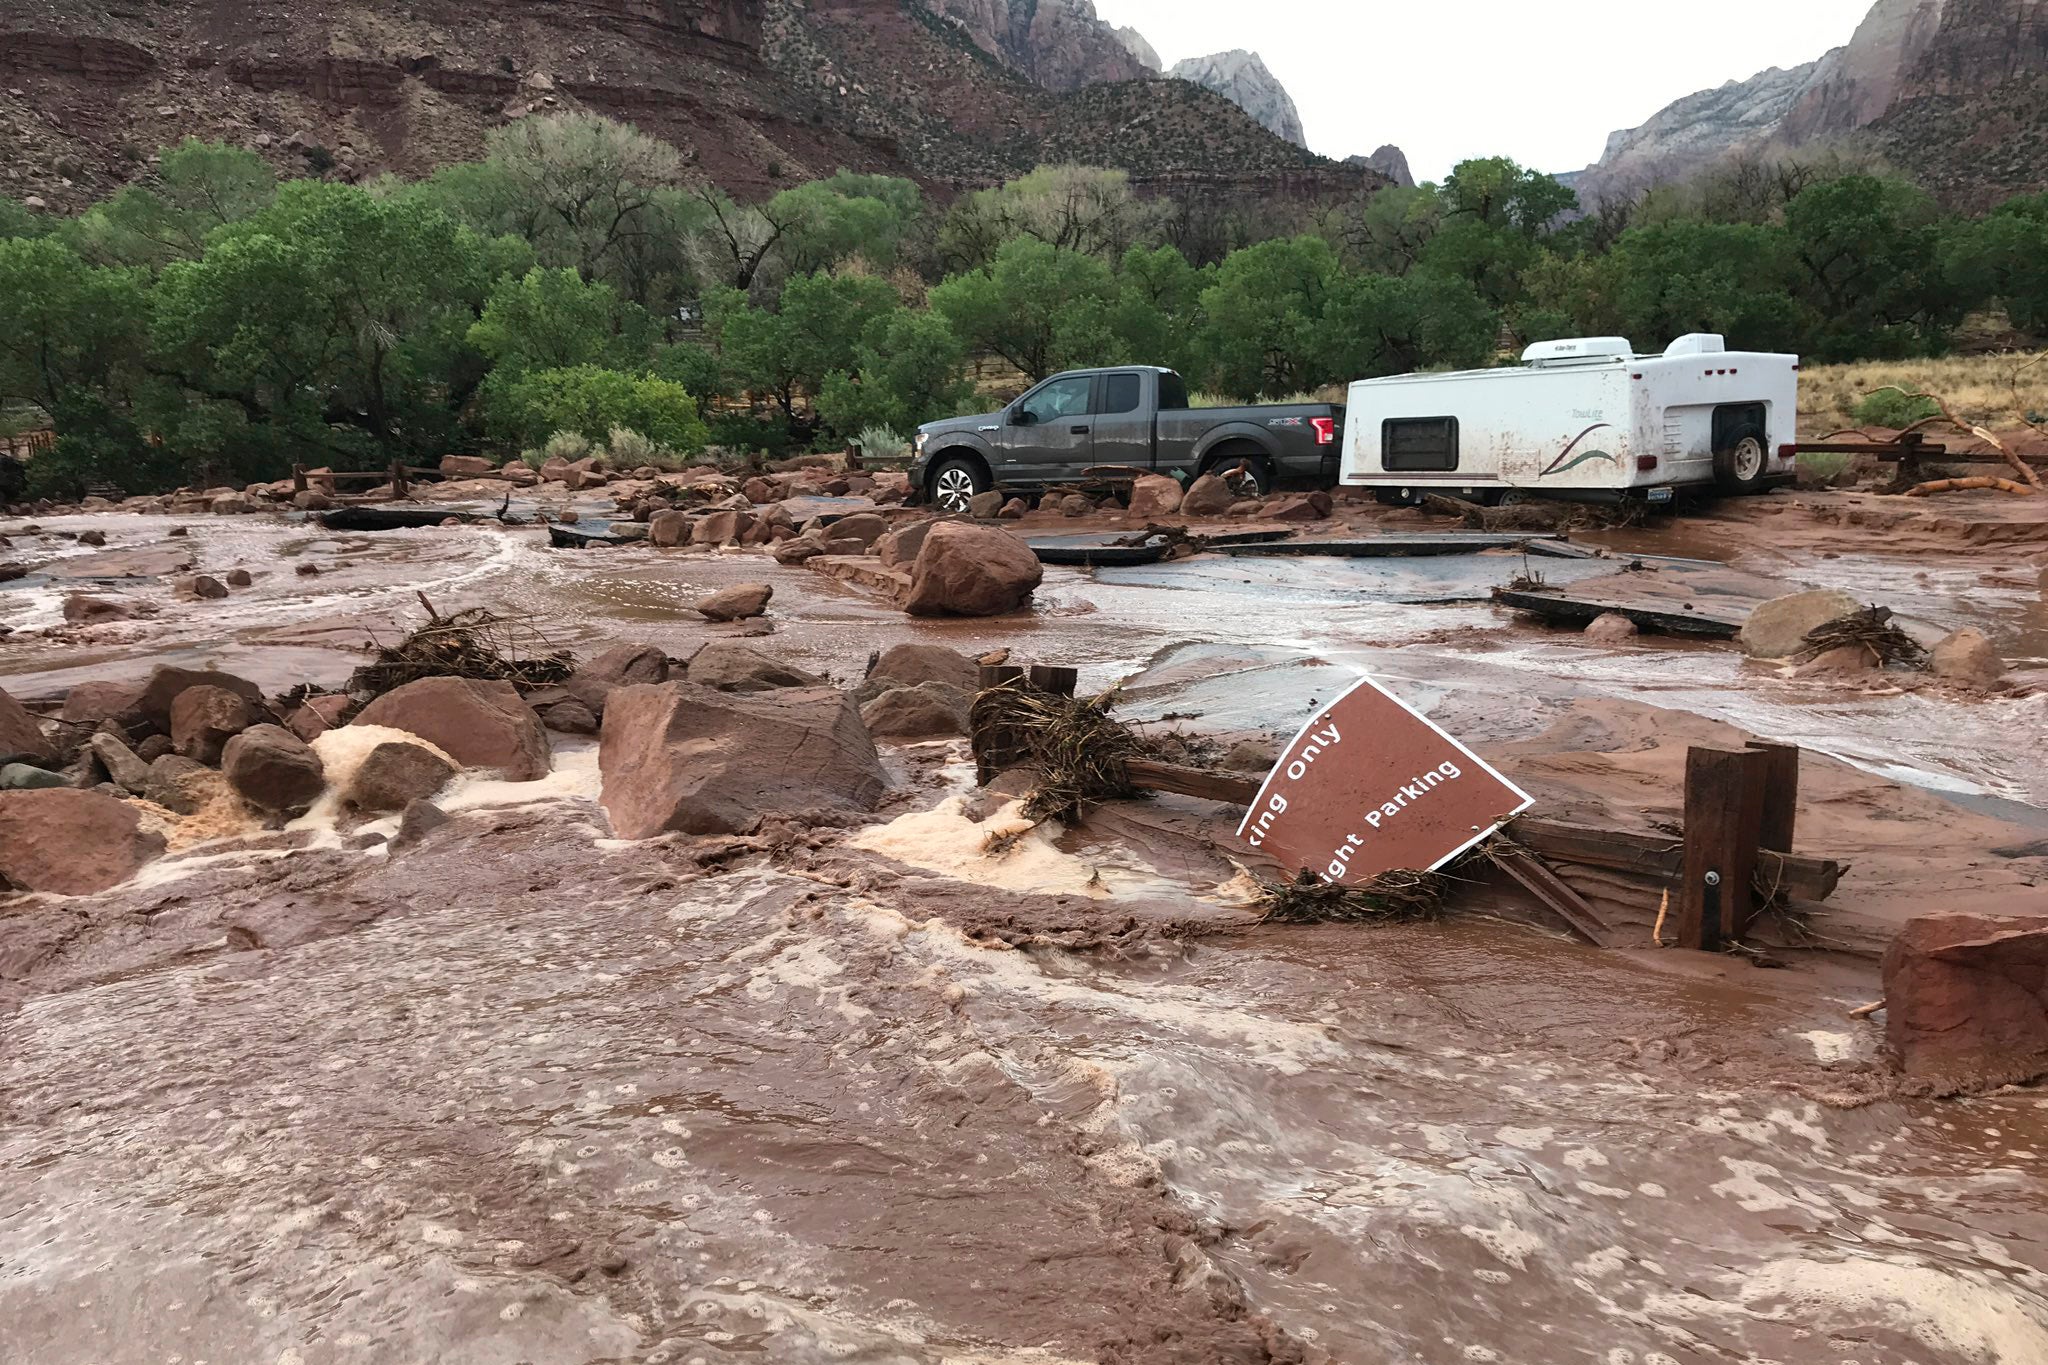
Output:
(1091, 0), (1875, 180)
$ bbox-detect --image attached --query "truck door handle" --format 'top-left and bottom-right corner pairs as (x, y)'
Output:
(1070, 425), (1090, 435)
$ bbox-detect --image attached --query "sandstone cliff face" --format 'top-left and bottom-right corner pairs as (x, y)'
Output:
(916, 0), (1147, 90)
(1571, 59), (1825, 204)
(1571, 0), (2048, 207)
(1347, 145), (1414, 189)
(1168, 50), (1305, 147)
(1114, 26), (1163, 73)
(0, 0), (1380, 217)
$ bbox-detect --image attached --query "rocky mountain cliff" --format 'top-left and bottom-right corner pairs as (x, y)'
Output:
(1114, 26), (1163, 73)
(1571, 0), (2048, 208)
(1346, 146), (1414, 189)
(0, 0), (1384, 215)
(1167, 50), (1305, 147)
(914, 0), (1146, 90)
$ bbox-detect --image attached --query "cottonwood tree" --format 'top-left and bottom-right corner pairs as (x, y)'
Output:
(928, 238), (1120, 382)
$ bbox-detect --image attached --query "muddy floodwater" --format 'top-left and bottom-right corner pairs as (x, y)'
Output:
(5, 499), (2048, 1364)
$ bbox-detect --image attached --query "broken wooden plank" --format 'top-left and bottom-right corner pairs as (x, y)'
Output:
(1122, 758), (1261, 805)
(1745, 740), (1800, 853)
(1503, 820), (1843, 903)
(1490, 845), (1609, 945)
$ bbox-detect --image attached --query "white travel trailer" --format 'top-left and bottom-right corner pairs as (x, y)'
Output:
(1338, 334), (1799, 506)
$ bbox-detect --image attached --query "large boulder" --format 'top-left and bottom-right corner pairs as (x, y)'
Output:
(0, 685), (52, 763)
(968, 490), (1005, 519)
(827, 512), (890, 550)
(877, 519), (942, 569)
(691, 509), (750, 546)
(869, 642), (980, 693)
(695, 582), (773, 622)
(861, 683), (973, 739)
(440, 455), (496, 478)
(1931, 627), (2004, 687)
(1, 763), (67, 791)
(124, 666), (264, 735)
(171, 685), (257, 764)
(222, 724), (327, 815)
(1127, 474), (1184, 519)
(685, 643), (824, 694)
(0, 789), (164, 895)
(904, 522), (1044, 618)
(599, 682), (887, 838)
(1265, 492), (1333, 522)
(567, 643), (670, 715)
(89, 732), (152, 794)
(1582, 612), (1640, 644)
(1736, 590), (1862, 660)
(1179, 473), (1234, 518)
(648, 509), (692, 548)
(145, 754), (221, 815)
(342, 738), (459, 813)
(1884, 912), (2048, 1093)
(351, 677), (550, 781)
(62, 594), (138, 625)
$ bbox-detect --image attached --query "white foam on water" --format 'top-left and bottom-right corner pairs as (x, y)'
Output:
(849, 795), (1124, 898)
(1739, 1256), (2048, 1362)
(1796, 1029), (1862, 1063)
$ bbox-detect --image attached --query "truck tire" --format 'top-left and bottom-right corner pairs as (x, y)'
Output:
(1712, 422), (1769, 495)
(928, 455), (989, 514)
(1201, 452), (1271, 499)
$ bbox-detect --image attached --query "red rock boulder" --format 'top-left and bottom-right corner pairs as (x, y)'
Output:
(124, 666), (264, 735)
(1884, 912), (2048, 1093)
(0, 685), (53, 763)
(1179, 473), (1235, 518)
(1127, 474), (1184, 519)
(903, 522), (1044, 618)
(171, 685), (257, 764)
(351, 678), (550, 781)
(694, 583), (772, 622)
(599, 681), (887, 838)
(567, 643), (670, 715)
(222, 724), (327, 815)
(0, 788), (165, 895)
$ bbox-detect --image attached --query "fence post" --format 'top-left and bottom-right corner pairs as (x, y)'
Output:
(1678, 746), (1768, 950)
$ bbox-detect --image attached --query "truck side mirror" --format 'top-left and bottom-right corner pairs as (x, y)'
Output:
(1011, 408), (1035, 426)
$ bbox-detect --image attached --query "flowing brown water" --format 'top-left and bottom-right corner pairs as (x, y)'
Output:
(5, 510), (2048, 1362)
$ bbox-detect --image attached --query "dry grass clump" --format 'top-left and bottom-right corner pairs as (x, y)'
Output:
(1801, 354), (2048, 436)
(350, 599), (575, 700)
(1253, 868), (1450, 924)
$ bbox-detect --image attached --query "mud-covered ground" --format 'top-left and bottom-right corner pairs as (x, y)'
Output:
(4, 486), (2048, 1363)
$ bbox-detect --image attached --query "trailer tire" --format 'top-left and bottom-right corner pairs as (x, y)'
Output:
(1712, 422), (1769, 495)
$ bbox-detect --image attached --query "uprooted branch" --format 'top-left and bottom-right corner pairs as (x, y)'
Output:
(1251, 867), (1452, 924)
(349, 603), (576, 700)
(1799, 605), (1929, 670)
(1903, 476), (2036, 497)
(1866, 384), (2042, 491)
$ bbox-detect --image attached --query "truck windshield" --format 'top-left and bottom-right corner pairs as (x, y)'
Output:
(1158, 372), (1190, 410)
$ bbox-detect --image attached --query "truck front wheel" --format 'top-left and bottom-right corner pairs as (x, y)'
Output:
(928, 456), (989, 514)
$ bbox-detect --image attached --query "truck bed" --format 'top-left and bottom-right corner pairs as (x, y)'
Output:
(1156, 403), (1344, 483)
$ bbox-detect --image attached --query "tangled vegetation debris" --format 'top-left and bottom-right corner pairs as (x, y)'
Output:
(1800, 606), (1929, 670)
(1252, 867), (1451, 924)
(348, 596), (575, 700)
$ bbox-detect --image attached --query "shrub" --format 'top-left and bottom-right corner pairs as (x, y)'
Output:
(605, 426), (663, 468)
(488, 365), (708, 453)
(1851, 388), (1940, 430)
(855, 424), (909, 462)
(542, 430), (594, 463)
(706, 412), (794, 457)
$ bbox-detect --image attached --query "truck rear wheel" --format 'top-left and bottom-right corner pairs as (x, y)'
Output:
(928, 456), (989, 514)
(1712, 423), (1769, 495)
(1201, 452), (1271, 500)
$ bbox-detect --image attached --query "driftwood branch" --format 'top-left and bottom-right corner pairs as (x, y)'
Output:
(1868, 385), (2043, 491)
(1903, 476), (2037, 497)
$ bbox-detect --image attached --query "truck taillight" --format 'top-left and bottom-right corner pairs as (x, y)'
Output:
(1311, 417), (1336, 446)
(1636, 455), (1658, 472)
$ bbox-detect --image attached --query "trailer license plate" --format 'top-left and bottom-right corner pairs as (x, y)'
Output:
(1647, 487), (1674, 504)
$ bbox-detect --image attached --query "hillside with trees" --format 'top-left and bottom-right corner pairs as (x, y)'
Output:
(3, 115), (2045, 500)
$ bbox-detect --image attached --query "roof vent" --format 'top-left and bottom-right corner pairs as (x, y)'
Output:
(1521, 337), (1634, 368)
(1663, 333), (1727, 357)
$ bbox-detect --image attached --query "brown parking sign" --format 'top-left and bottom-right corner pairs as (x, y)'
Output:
(1236, 674), (1532, 885)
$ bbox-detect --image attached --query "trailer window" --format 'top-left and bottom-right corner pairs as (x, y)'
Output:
(1382, 417), (1459, 472)
(1100, 373), (1143, 415)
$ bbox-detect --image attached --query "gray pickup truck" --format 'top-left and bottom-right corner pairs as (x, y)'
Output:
(908, 366), (1345, 513)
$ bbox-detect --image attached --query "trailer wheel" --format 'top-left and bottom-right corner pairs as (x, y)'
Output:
(1712, 423), (1769, 495)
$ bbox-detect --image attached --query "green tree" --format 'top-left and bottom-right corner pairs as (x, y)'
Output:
(1440, 157), (1578, 235)
(1194, 235), (1341, 399)
(151, 181), (498, 467)
(1592, 221), (1808, 353)
(468, 267), (655, 377)
(766, 172), (924, 275)
(0, 236), (150, 418)
(935, 165), (1172, 272)
(69, 139), (277, 268)
(1948, 192), (2048, 335)
(816, 309), (972, 436)
(1783, 175), (1963, 359)
(715, 271), (900, 422)
(487, 364), (708, 451)
(929, 238), (1120, 382)
(1107, 243), (1207, 374)
(1323, 270), (1499, 379)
